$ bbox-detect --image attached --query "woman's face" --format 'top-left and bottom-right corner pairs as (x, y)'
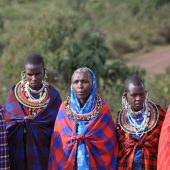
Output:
(72, 72), (92, 106)
(24, 63), (44, 90)
(125, 83), (146, 112)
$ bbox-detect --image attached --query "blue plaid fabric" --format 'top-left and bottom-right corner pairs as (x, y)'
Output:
(4, 85), (62, 170)
(0, 106), (10, 170)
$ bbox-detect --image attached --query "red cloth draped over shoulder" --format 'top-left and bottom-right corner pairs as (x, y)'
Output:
(48, 97), (118, 170)
(157, 105), (170, 170)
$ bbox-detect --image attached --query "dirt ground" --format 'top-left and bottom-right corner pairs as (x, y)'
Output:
(127, 45), (170, 76)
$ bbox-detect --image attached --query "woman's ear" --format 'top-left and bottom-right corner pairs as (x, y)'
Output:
(21, 71), (26, 84)
(145, 90), (148, 99)
(123, 92), (127, 98)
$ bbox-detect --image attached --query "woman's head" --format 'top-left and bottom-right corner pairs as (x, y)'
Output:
(23, 53), (45, 90)
(71, 67), (94, 107)
(123, 75), (146, 112)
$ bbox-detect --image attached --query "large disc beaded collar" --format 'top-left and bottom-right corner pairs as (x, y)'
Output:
(65, 95), (102, 121)
(14, 81), (50, 109)
(118, 100), (159, 136)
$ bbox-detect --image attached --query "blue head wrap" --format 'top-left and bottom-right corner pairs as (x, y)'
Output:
(70, 67), (97, 114)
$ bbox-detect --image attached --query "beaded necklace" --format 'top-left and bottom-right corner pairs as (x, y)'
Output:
(127, 104), (150, 137)
(118, 100), (159, 136)
(14, 81), (50, 109)
(24, 81), (48, 103)
(65, 95), (102, 121)
(26, 81), (46, 94)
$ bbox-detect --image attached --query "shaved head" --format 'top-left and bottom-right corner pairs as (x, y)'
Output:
(24, 53), (44, 67)
(124, 75), (145, 93)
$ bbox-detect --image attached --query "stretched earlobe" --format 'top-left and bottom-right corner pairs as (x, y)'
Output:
(21, 71), (26, 84)
(44, 68), (48, 80)
(122, 95), (128, 109)
(145, 91), (149, 101)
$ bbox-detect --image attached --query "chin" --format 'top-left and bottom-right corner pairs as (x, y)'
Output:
(135, 106), (143, 111)
(30, 85), (39, 90)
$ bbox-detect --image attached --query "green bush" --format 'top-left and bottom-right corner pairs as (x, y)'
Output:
(0, 15), (4, 31)
(146, 68), (170, 111)
(0, 0), (170, 114)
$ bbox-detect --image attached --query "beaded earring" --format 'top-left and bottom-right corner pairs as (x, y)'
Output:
(122, 96), (129, 109)
(145, 91), (149, 101)
(21, 71), (26, 84)
(44, 69), (48, 80)
(144, 91), (149, 106)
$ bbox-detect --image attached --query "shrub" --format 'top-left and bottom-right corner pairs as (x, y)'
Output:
(146, 68), (170, 111)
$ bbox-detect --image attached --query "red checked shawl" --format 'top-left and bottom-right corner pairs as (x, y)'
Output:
(157, 105), (170, 170)
(48, 97), (118, 170)
(116, 104), (165, 170)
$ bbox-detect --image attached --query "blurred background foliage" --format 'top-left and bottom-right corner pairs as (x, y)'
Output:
(0, 0), (170, 118)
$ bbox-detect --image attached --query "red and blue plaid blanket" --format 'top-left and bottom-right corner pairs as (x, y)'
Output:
(4, 85), (62, 170)
(48, 98), (118, 170)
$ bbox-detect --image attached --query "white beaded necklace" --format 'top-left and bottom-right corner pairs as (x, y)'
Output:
(26, 82), (46, 94)
(24, 81), (48, 103)
(127, 103), (150, 137)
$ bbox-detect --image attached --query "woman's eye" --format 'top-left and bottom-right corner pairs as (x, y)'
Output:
(131, 94), (136, 97)
(27, 74), (32, 76)
(83, 80), (89, 83)
(73, 80), (79, 84)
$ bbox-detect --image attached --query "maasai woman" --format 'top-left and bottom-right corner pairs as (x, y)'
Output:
(4, 53), (62, 170)
(116, 75), (165, 170)
(48, 67), (118, 170)
(0, 105), (10, 170)
(157, 106), (170, 170)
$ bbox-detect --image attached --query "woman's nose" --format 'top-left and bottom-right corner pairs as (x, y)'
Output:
(78, 82), (83, 88)
(32, 75), (36, 80)
(136, 95), (141, 100)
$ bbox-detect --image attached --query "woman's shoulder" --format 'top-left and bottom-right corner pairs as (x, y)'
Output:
(48, 84), (60, 93)
(97, 95), (112, 114)
(97, 95), (109, 106)
(48, 84), (62, 99)
(154, 103), (166, 118)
